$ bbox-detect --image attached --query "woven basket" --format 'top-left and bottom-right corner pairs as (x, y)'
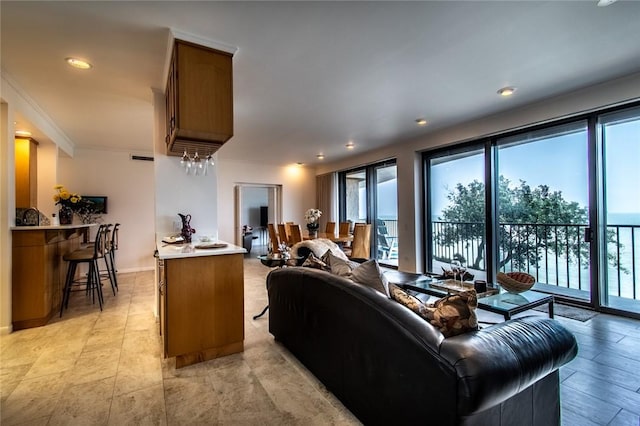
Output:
(496, 272), (535, 293)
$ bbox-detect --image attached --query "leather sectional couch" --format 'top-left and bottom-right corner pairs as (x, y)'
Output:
(267, 266), (578, 426)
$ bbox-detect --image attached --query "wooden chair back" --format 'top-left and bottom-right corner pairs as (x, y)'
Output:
(267, 224), (280, 252)
(325, 221), (336, 235)
(350, 223), (371, 260)
(288, 224), (303, 245)
(339, 222), (351, 236)
(277, 223), (289, 246)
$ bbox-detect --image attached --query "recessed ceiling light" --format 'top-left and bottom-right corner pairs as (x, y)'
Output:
(597, 0), (617, 6)
(316, 154), (325, 160)
(65, 57), (92, 70)
(296, 162), (304, 166)
(15, 130), (32, 137)
(346, 141), (355, 150)
(497, 87), (517, 97)
(415, 118), (428, 126)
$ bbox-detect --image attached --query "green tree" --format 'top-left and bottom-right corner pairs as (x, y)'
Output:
(437, 176), (622, 272)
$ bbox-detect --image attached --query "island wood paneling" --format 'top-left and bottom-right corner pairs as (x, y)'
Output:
(12, 228), (84, 330)
(162, 252), (244, 368)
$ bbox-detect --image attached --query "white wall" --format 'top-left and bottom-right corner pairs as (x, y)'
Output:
(317, 72), (640, 273)
(59, 148), (156, 272)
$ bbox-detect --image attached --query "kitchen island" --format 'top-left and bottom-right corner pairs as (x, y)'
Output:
(156, 240), (245, 368)
(11, 224), (96, 330)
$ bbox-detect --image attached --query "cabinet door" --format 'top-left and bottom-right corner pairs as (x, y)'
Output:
(175, 41), (233, 140)
(165, 57), (176, 147)
(165, 254), (244, 358)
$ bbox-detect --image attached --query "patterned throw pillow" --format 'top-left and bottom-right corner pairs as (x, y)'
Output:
(390, 284), (478, 338)
(301, 252), (328, 270)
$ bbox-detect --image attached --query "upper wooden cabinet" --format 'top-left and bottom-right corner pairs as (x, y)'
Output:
(166, 40), (234, 157)
(15, 137), (38, 208)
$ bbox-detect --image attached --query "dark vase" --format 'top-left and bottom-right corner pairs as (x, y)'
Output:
(307, 222), (319, 238)
(59, 206), (73, 225)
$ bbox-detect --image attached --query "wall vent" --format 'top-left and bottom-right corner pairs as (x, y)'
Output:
(130, 155), (154, 162)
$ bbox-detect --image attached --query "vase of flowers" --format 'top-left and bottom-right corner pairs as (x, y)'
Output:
(53, 185), (82, 225)
(304, 208), (322, 237)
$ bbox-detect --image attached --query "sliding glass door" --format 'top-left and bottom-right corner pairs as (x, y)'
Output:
(496, 122), (591, 301)
(599, 107), (640, 314)
(423, 102), (640, 317)
(339, 160), (398, 267)
(427, 147), (486, 280)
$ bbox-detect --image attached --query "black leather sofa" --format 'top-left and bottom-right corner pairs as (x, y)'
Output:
(267, 267), (578, 426)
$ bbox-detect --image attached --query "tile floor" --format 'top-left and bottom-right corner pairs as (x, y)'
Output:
(0, 257), (358, 425)
(2, 255), (640, 425)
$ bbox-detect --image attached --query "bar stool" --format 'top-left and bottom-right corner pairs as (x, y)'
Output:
(83, 223), (118, 296)
(60, 224), (107, 317)
(107, 223), (120, 292)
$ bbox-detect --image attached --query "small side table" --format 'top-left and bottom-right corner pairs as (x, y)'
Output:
(253, 255), (303, 319)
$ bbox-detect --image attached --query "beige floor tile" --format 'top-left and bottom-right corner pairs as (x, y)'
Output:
(0, 372), (66, 425)
(66, 347), (120, 386)
(48, 376), (114, 426)
(164, 375), (220, 424)
(108, 384), (167, 425)
(114, 350), (163, 396)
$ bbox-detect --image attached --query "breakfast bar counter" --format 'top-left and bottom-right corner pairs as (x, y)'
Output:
(11, 224), (97, 330)
(156, 239), (246, 368)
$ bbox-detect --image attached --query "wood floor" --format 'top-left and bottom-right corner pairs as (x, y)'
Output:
(1, 254), (639, 425)
(557, 312), (640, 425)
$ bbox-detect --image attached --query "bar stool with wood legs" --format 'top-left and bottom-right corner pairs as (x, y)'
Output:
(60, 224), (107, 317)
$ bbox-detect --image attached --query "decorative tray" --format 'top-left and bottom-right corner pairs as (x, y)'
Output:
(194, 243), (228, 249)
(162, 236), (184, 244)
(430, 279), (499, 298)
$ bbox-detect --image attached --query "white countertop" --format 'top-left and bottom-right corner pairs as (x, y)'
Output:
(156, 238), (246, 260)
(11, 223), (97, 231)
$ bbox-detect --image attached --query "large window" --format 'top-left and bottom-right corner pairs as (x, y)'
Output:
(423, 102), (640, 317)
(339, 160), (398, 267)
(427, 147), (486, 280)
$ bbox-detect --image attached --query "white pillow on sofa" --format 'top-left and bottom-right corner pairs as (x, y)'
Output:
(328, 254), (389, 297)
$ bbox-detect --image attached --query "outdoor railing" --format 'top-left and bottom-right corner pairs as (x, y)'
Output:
(431, 221), (639, 301)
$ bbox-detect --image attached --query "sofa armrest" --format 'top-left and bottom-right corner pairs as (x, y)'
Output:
(439, 316), (578, 415)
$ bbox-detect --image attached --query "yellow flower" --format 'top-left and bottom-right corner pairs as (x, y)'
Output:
(70, 196), (80, 204)
(59, 190), (70, 200)
(53, 184), (64, 190)
(53, 194), (60, 202)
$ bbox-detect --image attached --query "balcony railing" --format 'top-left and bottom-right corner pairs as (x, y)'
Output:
(432, 221), (639, 301)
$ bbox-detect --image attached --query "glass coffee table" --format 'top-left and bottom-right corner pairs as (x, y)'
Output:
(400, 278), (554, 321)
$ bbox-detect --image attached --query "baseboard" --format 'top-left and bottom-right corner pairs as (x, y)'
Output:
(0, 324), (14, 336)
(117, 266), (155, 274)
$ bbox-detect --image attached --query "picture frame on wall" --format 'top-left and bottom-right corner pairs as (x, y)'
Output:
(83, 196), (108, 213)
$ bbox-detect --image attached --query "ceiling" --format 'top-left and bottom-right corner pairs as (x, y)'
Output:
(2, 1), (640, 166)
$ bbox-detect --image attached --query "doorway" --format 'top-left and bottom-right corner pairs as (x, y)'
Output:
(234, 183), (282, 254)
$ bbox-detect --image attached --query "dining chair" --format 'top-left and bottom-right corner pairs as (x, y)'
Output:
(288, 224), (303, 245)
(339, 222), (351, 236)
(325, 221), (336, 235)
(345, 223), (372, 260)
(267, 224), (280, 252)
(277, 223), (289, 247)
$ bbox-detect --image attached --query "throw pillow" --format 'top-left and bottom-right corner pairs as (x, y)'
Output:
(389, 284), (425, 314)
(350, 259), (390, 297)
(301, 252), (327, 269)
(423, 290), (478, 338)
(389, 284), (478, 338)
(329, 253), (359, 278)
